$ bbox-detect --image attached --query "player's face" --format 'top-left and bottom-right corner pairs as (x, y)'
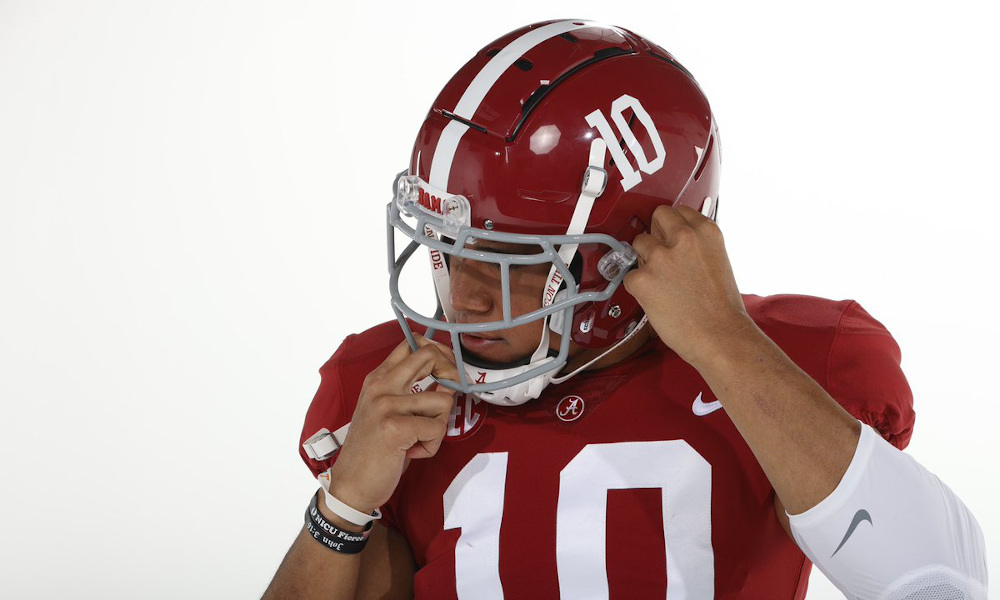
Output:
(447, 239), (559, 365)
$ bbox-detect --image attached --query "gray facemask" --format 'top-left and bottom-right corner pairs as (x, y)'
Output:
(386, 148), (638, 405)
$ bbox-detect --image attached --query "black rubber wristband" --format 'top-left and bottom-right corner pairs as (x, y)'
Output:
(304, 490), (373, 554)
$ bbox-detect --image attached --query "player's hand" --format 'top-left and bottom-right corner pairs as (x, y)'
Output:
(623, 204), (753, 368)
(326, 335), (460, 514)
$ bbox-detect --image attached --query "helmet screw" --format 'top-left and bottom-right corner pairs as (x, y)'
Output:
(608, 305), (622, 318)
(484, 219), (494, 230)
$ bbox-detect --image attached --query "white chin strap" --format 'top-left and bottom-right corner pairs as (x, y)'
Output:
(468, 139), (611, 406)
(462, 348), (556, 406)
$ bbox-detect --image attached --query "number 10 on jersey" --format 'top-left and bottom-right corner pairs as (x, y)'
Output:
(442, 440), (715, 598)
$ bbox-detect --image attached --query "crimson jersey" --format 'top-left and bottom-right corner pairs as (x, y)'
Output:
(298, 294), (915, 599)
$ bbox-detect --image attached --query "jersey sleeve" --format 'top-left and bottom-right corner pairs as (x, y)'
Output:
(825, 301), (915, 449)
(297, 334), (402, 530)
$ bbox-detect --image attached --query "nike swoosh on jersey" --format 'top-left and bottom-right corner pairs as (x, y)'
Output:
(692, 391), (724, 416)
(831, 509), (872, 557)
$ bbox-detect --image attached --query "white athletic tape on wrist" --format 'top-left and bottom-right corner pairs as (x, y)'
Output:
(320, 485), (382, 527)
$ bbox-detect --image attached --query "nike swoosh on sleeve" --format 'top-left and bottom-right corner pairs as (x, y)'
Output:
(831, 509), (872, 557)
(691, 391), (724, 416)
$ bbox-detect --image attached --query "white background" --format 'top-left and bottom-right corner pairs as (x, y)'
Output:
(1, 1), (997, 598)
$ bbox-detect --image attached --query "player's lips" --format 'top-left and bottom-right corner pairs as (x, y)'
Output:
(459, 333), (505, 354)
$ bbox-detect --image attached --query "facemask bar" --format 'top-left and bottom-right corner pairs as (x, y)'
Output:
(386, 172), (637, 395)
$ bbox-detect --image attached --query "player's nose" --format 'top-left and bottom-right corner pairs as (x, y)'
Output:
(448, 257), (496, 317)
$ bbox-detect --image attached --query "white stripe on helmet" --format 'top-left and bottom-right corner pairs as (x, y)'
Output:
(428, 20), (591, 190)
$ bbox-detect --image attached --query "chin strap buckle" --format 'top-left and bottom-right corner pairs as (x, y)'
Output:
(581, 165), (608, 198)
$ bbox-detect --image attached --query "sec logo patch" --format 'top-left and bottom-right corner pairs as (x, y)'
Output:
(556, 395), (585, 422)
(445, 394), (487, 441)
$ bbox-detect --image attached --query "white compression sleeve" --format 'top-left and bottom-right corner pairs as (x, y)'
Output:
(787, 423), (988, 600)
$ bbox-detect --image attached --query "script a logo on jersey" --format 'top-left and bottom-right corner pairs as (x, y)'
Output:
(556, 395), (585, 422)
(445, 394), (487, 441)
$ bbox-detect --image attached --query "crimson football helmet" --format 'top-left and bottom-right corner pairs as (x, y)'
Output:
(388, 19), (720, 405)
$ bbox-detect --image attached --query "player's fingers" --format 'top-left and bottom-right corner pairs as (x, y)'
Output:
(370, 338), (421, 377)
(367, 335), (458, 393)
(631, 232), (662, 266)
(411, 334), (457, 363)
(406, 417), (448, 458)
(380, 411), (447, 447)
(379, 391), (456, 420)
(379, 344), (461, 394)
(676, 204), (724, 241)
(373, 334), (454, 373)
(405, 439), (442, 460)
(393, 415), (449, 459)
(674, 204), (710, 228)
(649, 204), (692, 245)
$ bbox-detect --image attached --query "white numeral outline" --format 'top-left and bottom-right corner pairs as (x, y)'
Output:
(585, 94), (667, 192)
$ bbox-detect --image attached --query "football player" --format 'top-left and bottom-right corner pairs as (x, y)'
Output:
(264, 20), (988, 599)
